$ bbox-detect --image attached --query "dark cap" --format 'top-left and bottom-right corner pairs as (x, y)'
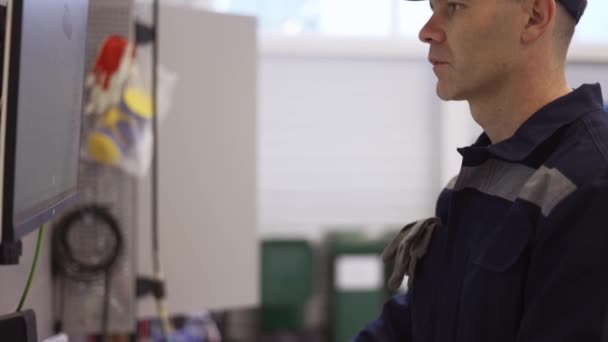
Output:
(407, 0), (587, 24)
(559, 0), (588, 23)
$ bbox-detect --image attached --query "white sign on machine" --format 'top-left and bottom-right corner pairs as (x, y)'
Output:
(335, 255), (383, 291)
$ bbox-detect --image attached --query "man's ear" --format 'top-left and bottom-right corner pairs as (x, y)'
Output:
(521, 0), (556, 44)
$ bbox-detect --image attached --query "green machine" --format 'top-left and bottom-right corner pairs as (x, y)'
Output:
(326, 231), (395, 342)
(260, 240), (315, 332)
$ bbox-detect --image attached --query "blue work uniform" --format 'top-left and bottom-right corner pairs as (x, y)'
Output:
(355, 83), (608, 342)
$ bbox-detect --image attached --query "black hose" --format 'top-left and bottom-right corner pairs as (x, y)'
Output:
(51, 205), (123, 339)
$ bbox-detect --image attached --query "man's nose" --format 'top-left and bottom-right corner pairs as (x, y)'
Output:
(418, 15), (446, 44)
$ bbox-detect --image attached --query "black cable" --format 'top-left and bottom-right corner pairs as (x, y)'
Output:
(51, 205), (123, 339)
(52, 205), (123, 280)
(133, 2), (170, 339)
(101, 270), (112, 339)
(53, 277), (65, 334)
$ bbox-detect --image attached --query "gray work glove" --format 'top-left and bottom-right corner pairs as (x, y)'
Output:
(382, 217), (441, 291)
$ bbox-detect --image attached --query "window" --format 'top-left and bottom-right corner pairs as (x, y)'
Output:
(214, 0), (320, 34)
(576, 1), (608, 43)
(214, 0), (393, 36)
(212, 0), (607, 45)
(397, 1), (431, 39)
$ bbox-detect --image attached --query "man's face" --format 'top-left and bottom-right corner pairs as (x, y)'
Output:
(420, 0), (525, 101)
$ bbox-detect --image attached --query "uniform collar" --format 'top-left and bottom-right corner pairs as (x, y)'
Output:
(458, 83), (605, 162)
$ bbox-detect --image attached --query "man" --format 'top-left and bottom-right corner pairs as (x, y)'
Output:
(355, 0), (608, 341)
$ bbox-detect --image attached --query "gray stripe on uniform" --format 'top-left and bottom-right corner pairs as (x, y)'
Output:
(518, 166), (577, 216)
(446, 175), (458, 190)
(453, 159), (536, 202)
(447, 159), (577, 216)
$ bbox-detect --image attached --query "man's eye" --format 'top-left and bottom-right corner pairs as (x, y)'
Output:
(447, 3), (464, 13)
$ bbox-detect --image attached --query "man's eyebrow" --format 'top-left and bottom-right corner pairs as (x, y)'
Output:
(430, 0), (470, 9)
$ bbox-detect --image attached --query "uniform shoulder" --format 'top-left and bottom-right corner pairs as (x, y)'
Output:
(544, 109), (608, 188)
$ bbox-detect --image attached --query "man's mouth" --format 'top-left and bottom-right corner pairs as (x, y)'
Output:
(429, 57), (448, 66)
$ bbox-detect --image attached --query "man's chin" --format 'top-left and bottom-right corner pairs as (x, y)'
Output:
(436, 85), (453, 101)
(436, 83), (466, 101)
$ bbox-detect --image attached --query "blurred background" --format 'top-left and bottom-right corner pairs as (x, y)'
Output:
(0, 0), (606, 341)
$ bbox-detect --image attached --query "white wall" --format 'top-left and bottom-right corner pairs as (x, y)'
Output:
(137, 8), (259, 316)
(567, 63), (608, 91)
(258, 53), (441, 239)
